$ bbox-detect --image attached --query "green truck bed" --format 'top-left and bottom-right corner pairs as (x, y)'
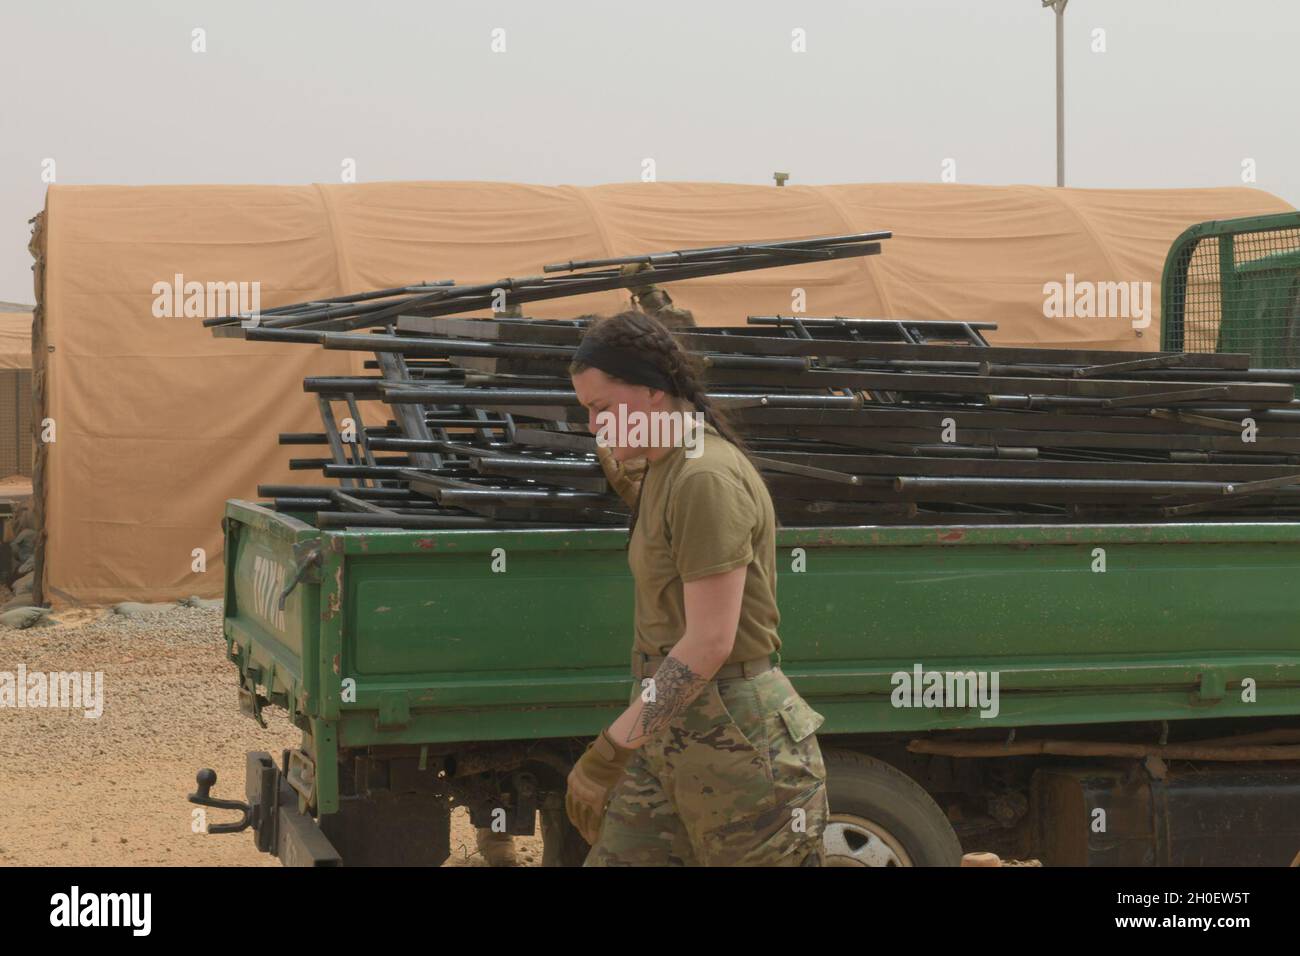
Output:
(222, 500), (1300, 820)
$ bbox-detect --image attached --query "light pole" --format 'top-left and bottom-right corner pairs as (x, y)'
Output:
(1043, 0), (1069, 186)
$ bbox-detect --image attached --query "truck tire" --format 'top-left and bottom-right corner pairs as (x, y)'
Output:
(540, 807), (591, 867)
(822, 749), (963, 867)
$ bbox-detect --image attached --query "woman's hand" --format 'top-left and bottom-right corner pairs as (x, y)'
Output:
(565, 729), (635, 844)
(595, 443), (646, 508)
(570, 567), (748, 846)
(611, 565), (747, 747)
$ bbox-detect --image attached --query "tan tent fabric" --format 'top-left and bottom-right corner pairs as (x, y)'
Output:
(0, 312), (32, 370)
(35, 181), (1293, 605)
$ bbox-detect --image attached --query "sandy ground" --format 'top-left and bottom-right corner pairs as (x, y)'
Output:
(0, 604), (541, 866)
(0, 601), (1034, 868)
(0, 477), (31, 498)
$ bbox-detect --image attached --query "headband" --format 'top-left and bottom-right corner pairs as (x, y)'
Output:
(572, 337), (681, 396)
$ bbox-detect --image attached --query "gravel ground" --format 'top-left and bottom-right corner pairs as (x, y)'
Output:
(1, 602), (1031, 868)
(0, 604), (541, 866)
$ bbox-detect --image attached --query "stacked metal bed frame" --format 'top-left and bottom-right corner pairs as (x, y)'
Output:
(207, 233), (1300, 529)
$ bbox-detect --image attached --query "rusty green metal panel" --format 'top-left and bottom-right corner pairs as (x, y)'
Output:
(336, 519), (1300, 553)
(223, 504), (315, 722)
(223, 500), (1300, 775)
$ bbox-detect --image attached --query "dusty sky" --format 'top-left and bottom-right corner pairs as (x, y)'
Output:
(1, 0), (1296, 302)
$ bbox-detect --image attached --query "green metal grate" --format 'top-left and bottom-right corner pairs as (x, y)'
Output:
(1162, 212), (1300, 366)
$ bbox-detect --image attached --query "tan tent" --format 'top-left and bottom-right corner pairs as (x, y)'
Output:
(31, 181), (1294, 605)
(0, 307), (33, 482)
(0, 309), (32, 370)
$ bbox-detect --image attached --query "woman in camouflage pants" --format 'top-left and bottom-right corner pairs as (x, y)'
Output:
(565, 310), (828, 867)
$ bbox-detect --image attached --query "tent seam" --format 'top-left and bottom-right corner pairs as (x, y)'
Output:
(564, 185), (623, 307)
(805, 186), (897, 318)
(312, 183), (357, 294)
(29, 199), (50, 605)
(312, 182), (370, 407)
(1035, 185), (1126, 283)
(566, 185), (618, 260)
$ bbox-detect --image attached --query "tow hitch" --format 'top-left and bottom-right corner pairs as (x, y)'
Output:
(189, 768), (252, 834)
(188, 752), (341, 866)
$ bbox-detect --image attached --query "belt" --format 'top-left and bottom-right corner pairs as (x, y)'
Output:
(631, 651), (775, 682)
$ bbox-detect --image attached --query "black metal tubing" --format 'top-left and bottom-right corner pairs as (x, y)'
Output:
(206, 234), (888, 331)
(218, 274), (1300, 525)
(542, 231), (892, 271)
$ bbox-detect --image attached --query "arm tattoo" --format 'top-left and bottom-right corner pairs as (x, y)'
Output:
(628, 656), (709, 744)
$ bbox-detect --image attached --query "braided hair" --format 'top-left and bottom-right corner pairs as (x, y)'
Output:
(568, 310), (749, 452)
(569, 310), (753, 540)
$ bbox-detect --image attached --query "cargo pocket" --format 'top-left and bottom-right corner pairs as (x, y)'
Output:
(688, 685), (830, 866)
(770, 693), (829, 806)
(777, 696), (825, 744)
(669, 681), (777, 840)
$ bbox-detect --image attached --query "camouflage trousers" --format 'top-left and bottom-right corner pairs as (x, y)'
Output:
(584, 666), (828, 867)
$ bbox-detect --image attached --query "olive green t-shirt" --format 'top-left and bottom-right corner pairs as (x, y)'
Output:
(627, 423), (781, 663)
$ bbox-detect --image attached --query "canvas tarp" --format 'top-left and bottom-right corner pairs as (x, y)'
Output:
(34, 181), (1294, 605)
(0, 311), (32, 370)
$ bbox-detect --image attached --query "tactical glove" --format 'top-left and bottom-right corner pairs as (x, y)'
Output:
(565, 728), (634, 845)
(595, 443), (646, 509)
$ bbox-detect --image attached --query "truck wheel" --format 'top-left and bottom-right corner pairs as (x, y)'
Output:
(540, 808), (591, 867)
(822, 749), (962, 867)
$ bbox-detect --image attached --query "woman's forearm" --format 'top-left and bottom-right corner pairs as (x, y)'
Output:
(607, 630), (733, 748)
(594, 444), (645, 509)
(607, 564), (748, 748)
